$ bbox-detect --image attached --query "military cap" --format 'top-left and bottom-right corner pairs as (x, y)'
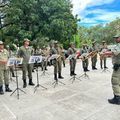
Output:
(0, 41), (3, 45)
(23, 38), (30, 42)
(113, 33), (120, 38)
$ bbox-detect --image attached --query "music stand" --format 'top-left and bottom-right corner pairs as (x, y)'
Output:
(50, 54), (66, 88)
(69, 74), (82, 84)
(8, 58), (26, 99)
(101, 67), (110, 73)
(29, 56), (47, 93)
(67, 55), (82, 84)
(79, 71), (90, 80)
(41, 57), (49, 76)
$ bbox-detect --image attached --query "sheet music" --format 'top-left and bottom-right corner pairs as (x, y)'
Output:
(7, 57), (23, 66)
(29, 56), (42, 64)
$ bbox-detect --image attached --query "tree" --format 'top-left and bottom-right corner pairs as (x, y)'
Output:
(1, 0), (78, 47)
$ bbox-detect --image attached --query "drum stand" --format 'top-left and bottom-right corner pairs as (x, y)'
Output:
(10, 64), (26, 99)
(34, 61), (47, 93)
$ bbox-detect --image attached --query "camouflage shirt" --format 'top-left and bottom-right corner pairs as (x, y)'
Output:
(111, 43), (120, 64)
(18, 46), (33, 64)
(0, 49), (9, 70)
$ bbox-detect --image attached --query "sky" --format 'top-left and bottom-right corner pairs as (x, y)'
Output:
(71, 0), (120, 27)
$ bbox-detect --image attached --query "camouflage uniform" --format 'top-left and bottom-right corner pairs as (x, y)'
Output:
(108, 34), (120, 105)
(41, 47), (49, 71)
(50, 41), (64, 80)
(80, 45), (89, 72)
(89, 42), (98, 70)
(68, 43), (76, 76)
(59, 46), (65, 67)
(99, 41), (108, 69)
(18, 39), (34, 88)
(0, 41), (12, 94)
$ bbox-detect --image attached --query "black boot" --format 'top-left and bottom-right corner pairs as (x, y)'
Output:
(29, 79), (35, 86)
(70, 71), (73, 76)
(54, 74), (58, 80)
(92, 66), (97, 70)
(101, 64), (103, 69)
(12, 72), (15, 77)
(5, 85), (12, 92)
(0, 85), (4, 95)
(104, 66), (108, 69)
(23, 79), (27, 88)
(45, 67), (48, 71)
(58, 73), (64, 79)
(108, 95), (120, 105)
(86, 68), (90, 71)
(73, 71), (76, 75)
(83, 67), (87, 72)
(94, 67), (97, 70)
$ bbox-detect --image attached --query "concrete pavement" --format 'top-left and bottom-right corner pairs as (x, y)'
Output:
(0, 58), (120, 120)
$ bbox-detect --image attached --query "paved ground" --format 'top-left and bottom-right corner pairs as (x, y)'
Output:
(0, 58), (120, 120)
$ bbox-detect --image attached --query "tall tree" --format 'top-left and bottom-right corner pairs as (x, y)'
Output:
(1, 0), (78, 46)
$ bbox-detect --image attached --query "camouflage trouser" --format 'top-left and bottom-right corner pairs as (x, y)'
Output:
(22, 64), (32, 80)
(100, 57), (106, 68)
(111, 68), (120, 96)
(82, 59), (88, 68)
(91, 55), (97, 67)
(53, 59), (62, 74)
(70, 58), (76, 72)
(0, 69), (9, 86)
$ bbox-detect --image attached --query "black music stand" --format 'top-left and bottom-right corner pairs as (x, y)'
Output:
(52, 79), (65, 88)
(8, 58), (26, 99)
(50, 54), (66, 88)
(79, 71), (90, 80)
(69, 74), (82, 84)
(29, 56), (47, 93)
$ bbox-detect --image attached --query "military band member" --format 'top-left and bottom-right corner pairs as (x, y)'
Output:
(0, 41), (12, 95)
(18, 38), (34, 88)
(80, 44), (90, 72)
(50, 41), (64, 80)
(59, 45), (65, 67)
(108, 33), (120, 105)
(41, 46), (49, 71)
(6, 44), (18, 77)
(89, 41), (98, 70)
(68, 42), (77, 76)
(99, 41), (108, 69)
